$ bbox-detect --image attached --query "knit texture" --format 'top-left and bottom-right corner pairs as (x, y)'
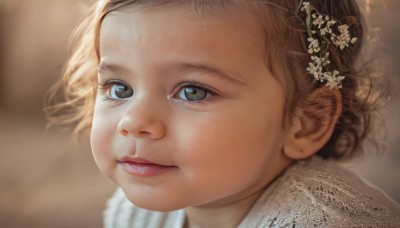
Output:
(104, 157), (400, 228)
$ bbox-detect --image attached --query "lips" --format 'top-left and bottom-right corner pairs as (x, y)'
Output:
(119, 156), (176, 177)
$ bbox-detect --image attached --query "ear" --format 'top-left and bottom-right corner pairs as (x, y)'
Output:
(283, 87), (342, 160)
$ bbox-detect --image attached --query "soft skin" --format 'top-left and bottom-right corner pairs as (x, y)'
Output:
(91, 4), (299, 228)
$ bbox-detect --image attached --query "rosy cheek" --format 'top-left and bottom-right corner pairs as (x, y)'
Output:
(90, 114), (115, 172)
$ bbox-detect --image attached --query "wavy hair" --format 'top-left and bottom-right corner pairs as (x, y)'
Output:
(45, 0), (387, 159)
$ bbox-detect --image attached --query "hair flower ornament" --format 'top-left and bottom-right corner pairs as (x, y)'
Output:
(301, 1), (357, 89)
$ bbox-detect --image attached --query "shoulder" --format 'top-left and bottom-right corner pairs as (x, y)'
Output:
(243, 157), (400, 227)
(103, 188), (184, 228)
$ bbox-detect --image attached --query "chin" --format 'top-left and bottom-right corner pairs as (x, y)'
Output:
(122, 188), (186, 212)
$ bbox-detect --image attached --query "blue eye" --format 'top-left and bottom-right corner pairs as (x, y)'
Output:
(177, 86), (209, 102)
(109, 82), (133, 99)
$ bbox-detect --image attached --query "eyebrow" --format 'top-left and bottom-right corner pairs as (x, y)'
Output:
(98, 61), (247, 86)
(177, 62), (247, 86)
(98, 63), (128, 75)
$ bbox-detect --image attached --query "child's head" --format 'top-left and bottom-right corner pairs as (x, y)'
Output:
(47, 0), (380, 211)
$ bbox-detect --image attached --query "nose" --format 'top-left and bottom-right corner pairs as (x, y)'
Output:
(117, 99), (166, 140)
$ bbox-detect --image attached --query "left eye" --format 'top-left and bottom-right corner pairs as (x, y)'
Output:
(177, 86), (209, 101)
(109, 83), (133, 99)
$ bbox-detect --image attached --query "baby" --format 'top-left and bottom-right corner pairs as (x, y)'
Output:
(47, 0), (400, 227)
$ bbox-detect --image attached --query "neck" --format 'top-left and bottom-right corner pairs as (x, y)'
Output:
(183, 157), (293, 228)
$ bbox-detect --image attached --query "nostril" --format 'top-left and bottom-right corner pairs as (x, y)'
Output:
(120, 129), (129, 136)
(139, 131), (152, 136)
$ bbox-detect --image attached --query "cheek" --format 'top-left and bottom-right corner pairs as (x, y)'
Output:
(173, 107), (284, 192)
(90, 107), (121, 174)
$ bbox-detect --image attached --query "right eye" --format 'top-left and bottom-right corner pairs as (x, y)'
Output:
(108, 82), (133, 99)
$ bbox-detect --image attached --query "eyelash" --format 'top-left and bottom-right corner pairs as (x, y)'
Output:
(97, 80), (219, 104)
(174, 81), (218, 104)
(98, 80), (130, 102)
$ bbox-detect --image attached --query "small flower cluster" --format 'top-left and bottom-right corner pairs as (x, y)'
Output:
(301, 1), (357, 89)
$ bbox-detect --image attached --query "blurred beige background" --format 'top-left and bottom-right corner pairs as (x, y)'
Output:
(0, 0), (399, 227)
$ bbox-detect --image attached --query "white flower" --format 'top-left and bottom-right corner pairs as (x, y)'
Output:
(320, 27), (330, 36)
(301, 2), (311, 12)
(331, 24), (352, 49)
(338, 24), (349, 34)
(312, 14), (325, 28)
(307, 38), (320, 54)
(320, 19), (336, 35)
(324, 71), (345, 89)
(302, 1), (354, 89)
(327, 20), (336, 27)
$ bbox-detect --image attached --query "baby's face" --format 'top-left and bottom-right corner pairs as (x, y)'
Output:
(91, 4), (291, 211)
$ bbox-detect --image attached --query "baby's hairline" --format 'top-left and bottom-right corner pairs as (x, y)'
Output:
(47, 0), (381, 161)
(95, 0), (291, 88)
(91, 0), (317, 133)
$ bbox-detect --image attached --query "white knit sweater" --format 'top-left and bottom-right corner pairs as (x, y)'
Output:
(104, 157), (400, 227)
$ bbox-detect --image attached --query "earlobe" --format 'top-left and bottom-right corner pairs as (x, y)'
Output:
(283, 88), (342, 160)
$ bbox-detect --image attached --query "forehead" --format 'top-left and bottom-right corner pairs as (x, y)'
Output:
(98, 4), (266, 66)
(99, 5), (265, 84)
